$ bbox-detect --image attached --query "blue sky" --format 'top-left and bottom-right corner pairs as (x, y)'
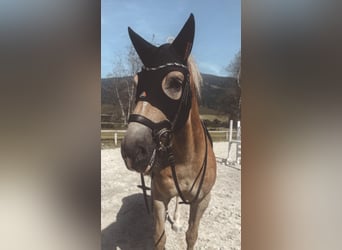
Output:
(101, 0), (240, 78)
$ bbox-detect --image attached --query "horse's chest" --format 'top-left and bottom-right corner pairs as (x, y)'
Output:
(153, 166), (193, 197)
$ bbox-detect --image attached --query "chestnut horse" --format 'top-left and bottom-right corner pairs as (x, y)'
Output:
(121, 14), (216, 250)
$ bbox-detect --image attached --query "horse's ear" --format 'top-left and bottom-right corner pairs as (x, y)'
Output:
(128, 27), (157, 66)
(172, 13), (195, 61)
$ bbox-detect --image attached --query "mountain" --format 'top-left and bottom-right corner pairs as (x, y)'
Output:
(200, 74), (240, 115)
(101, 73), (240, 126)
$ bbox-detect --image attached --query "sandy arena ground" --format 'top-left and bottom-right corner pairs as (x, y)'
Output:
(101, 142), (240, 250)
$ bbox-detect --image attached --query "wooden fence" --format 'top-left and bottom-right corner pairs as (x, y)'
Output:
(101, 120), (240, 143)
(101, 129), (233, 145)
(101, 120), (241, 166)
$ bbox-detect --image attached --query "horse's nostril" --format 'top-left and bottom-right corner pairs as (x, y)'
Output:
(138, 146), (147, 155)
(135, 146), (147, 161)
(121, 122), (155, 172)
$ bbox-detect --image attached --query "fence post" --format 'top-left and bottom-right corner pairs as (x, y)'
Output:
(114, 132), (117, 146)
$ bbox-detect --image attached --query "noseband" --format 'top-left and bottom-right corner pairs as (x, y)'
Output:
(128, 114), (173, 152)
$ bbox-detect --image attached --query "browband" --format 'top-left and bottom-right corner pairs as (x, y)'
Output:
(142, 62), (188, 72)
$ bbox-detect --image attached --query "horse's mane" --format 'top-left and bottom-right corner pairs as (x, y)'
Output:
(187, 55), (202, 99)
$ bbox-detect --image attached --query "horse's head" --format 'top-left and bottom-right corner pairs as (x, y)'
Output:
(121, 14), (195, 173)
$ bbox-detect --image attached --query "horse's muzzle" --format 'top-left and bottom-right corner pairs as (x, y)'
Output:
(121, 122), (155, 173)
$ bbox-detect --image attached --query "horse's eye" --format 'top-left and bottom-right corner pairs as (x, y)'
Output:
(167, 79), (182, 90)
(162, 74), (183, 100)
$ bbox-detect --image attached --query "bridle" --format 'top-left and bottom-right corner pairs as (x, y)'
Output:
(128, 63), (210, 213)
(128, 114), (173, 153)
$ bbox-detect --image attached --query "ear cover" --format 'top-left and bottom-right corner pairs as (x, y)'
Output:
(172, 13), (195, 61)
(128, 27), (157, 66)
(128, 14), (195, 67)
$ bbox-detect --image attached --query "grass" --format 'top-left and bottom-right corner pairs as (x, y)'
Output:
(199, 106), (230, 122)
(101, 105), (231, 130)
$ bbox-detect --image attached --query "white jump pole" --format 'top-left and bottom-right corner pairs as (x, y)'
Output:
(227, 120), (233, 162)
(229, 120), (233, 142)
(237, 120), (241, 140)
(114, 132), (118, 146)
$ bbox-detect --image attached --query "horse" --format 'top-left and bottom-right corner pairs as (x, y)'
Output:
(121, 14), (217, 250)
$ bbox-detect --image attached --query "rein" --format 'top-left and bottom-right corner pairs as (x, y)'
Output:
(169, 121), (208, 205)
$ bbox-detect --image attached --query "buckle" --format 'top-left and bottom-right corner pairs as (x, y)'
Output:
(155, 128), (172, 152)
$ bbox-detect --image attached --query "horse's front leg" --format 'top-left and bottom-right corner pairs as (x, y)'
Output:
(186, 193), (211, 250)
(153, 198), (169, 250)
